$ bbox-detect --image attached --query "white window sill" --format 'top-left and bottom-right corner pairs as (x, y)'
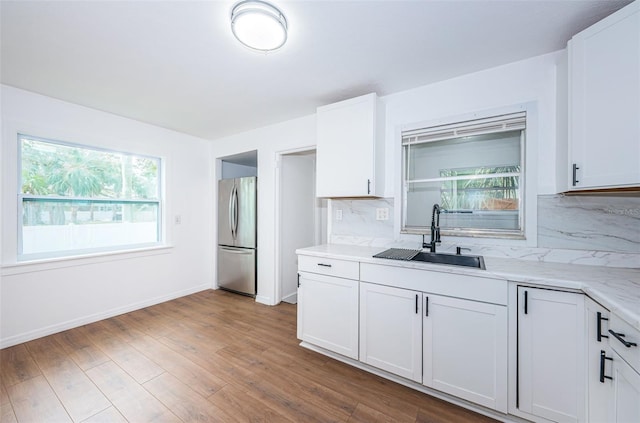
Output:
(1, 245), (174, 276)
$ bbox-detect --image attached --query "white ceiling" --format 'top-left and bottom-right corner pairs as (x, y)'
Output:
(0, 0), (632, 140)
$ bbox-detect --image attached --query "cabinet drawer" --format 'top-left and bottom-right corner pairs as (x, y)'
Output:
(298, 255), (359, 280)
(360, 263), (507, 305)
(609, 314), (640, 373)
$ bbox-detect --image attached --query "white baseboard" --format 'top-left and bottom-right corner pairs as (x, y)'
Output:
(255, 294), (275, 305)
(0, 284), (210, 349)
(281, 292), (297, 304)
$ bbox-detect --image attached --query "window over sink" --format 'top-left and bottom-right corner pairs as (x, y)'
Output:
(401, 112), (525, 238)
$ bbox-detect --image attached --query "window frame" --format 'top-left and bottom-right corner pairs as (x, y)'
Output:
(400, 112), (527, 239)
(17, 134), (164, 261)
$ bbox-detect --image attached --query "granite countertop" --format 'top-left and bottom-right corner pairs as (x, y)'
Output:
(297, 244), (640, 332)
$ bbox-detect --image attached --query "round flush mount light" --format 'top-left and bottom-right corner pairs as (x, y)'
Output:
(231, 0), (288, 52)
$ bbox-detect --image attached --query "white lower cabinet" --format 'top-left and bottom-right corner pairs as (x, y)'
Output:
(516, 286), (586, 423)
(423, 294), (508, 412)
(297, 252), (640, 422)
(297, 271), (359, 359)
(609, 355), (640, 423)
(359, 282), (422, 382)
(608, 312), (640, 423)
(585, 297), (614, 423)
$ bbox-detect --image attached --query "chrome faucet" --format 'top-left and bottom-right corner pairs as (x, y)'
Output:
(422, 203), (441, 253)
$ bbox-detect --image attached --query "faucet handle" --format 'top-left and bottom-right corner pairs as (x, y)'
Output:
(456, 246), (471, 255)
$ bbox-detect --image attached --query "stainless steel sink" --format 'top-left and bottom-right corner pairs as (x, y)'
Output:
(410, 252), (486, 270)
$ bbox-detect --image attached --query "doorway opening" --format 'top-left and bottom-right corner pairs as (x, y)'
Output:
(275, 148), (326, 304)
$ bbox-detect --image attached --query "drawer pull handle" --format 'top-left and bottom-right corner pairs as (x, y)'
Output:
(317, 263), (332, 268)
(608, 329), (638, 348)
(597, 312), (609, 342)
(599, 350), (613, 383)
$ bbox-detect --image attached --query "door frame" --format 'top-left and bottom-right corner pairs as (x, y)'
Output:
(273, 146), (318, 304)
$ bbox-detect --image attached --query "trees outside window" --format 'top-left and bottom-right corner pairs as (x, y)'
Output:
(19, 135), (162, 260)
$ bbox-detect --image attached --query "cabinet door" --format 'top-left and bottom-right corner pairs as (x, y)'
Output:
(316, 93), (381, 197)
(359, 282), (422, 382)
(517, 287), (585, 423)
(297, 272), (359, 359)
(568, 1), (640, 190)
(585, 298), (614, 423)
(423, 294), (507, 412)
(610, 354), (640, 423)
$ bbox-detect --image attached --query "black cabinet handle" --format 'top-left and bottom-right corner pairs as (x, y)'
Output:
(600, 350), (613, 383)
(572, 164), (580, 186)
(425, 296), (429, 317)
(415, 294), (418, 314)
(367, 179), (371, 195)
(597, 312), (609, 342)
(609, 329), (638, 348)
(297, 273), (300, 288)
(524, 290), (528, 314)
(317, 263), (332, 268)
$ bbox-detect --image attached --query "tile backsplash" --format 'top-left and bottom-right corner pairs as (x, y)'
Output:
(329, 195), (640, 268)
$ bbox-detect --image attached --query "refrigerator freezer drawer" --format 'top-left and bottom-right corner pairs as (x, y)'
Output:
(217, 246), (256, 296)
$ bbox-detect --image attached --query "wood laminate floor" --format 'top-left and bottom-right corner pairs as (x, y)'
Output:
(0, 289), (498, 423)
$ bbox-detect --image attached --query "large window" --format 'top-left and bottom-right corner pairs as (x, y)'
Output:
(402, 112), (525, 238)
(19, 134), (162, 260)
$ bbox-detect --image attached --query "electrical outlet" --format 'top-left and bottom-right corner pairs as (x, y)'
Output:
(336, 209), (343, 221)
(174, 215), (182, 225)
(376, 208), (389, 221)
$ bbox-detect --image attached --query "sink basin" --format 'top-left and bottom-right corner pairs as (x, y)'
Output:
(410, 252), (486, 270)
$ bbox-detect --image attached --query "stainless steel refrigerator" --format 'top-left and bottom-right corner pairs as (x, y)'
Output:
(217, 177), (257, 296)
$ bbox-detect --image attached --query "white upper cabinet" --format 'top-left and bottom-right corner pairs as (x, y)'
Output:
(568, 1), (640, 190)
(316, 93), (385, 197)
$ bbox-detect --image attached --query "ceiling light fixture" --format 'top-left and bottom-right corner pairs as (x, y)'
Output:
(230, 0), (288, 52)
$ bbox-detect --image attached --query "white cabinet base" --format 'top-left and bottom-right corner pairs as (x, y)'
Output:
(423, 294), (508, 413)
(515, 286), (586, 423)
(297, 272), (359, 359)
(359, 282), (422, 382)
(610, 354), (640, 423)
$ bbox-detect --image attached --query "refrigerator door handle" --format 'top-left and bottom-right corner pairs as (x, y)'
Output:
(229, 185), (236, 239)
(233, 185), (239, 238)
(220, 246), (253, 254)
(228, 186), (235, 239)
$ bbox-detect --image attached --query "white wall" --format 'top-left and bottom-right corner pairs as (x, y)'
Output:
(383, 50), (562, 197)
(208, 51), (564, 305)
(211, 116), (316, 305)
(0, 85), (214, 347)
(0, 49), (566, 331)
(382, 51), (562, 248)
(221, 161), (257, 178)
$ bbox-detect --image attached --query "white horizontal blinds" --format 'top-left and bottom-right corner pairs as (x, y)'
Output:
(401, 111), (525, 235)
(402, 112), (526, 146)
